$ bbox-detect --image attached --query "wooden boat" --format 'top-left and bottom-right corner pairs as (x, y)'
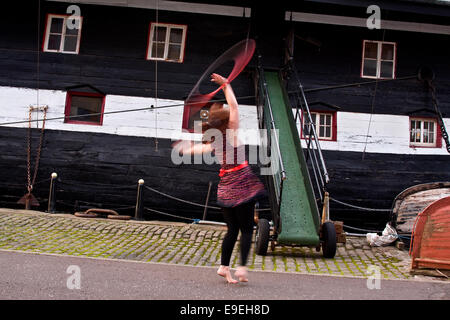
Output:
(391, 182), (450, 246)
(410, 196), (450, 275)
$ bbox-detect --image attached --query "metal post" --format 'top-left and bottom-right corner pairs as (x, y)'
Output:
(25, 195), (30, 210)
(47, 172), (57, 213)
(321, 192), (330, 224)
(202, 181), (212, 221)
(134, 179), (144, 220)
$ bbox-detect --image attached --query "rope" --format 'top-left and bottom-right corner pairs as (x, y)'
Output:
(329, 197), (391, 212)
(300, 75), (416, 94)
(57, 179), (135, 190)
(144, 184), (271, 212)
(0, 96), (255, 127)
(362, 28), (387, 160)
(343, 224), (383, 233)
(154, 0), (159, 151)
(343, 224), (411, 241)
(144, 206), (195, 222)
(144, 185), (221, 210)
(55, 199), (135, 211)
(0, 177), (52, 188)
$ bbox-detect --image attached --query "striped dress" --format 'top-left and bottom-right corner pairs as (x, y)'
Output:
(212, 136), (267, 208)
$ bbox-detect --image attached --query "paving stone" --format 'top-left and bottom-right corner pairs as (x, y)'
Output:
(0, 210), (435, 282)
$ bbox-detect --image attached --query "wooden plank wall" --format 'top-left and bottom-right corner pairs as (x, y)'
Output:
(0, 1), (255, 104)
(290, 22), (450, 117)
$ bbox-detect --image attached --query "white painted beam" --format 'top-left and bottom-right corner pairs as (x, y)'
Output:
(1, 85), (448, 155)
(286, 11), (450, 35)
(46, 0), (251, 17)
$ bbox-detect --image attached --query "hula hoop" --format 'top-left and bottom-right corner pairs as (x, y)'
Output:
(183, 39), (256, 129)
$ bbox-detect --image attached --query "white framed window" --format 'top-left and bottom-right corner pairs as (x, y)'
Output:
(302, 112), (335, 141)
(361, 40), (396, 79)
(410, 118), (438, 147)
(147, 23), (187, 63)
(43, 14), (83, 54)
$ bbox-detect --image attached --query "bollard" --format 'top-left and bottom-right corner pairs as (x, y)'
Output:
(47, 172), (57, 213)
(202, 181), (212, 221)
(134, 179), (144, 220)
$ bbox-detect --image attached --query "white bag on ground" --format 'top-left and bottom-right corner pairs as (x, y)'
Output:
(366, 223), (398, 247)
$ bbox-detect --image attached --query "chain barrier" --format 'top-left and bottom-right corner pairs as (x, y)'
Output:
(329, 197), (391, 213)
(26, 106), (47, 194)
(427, 80), (450, 153)
(57, 179), (136, 190)
(143, 185), (271, 212)
(144, 185), (221, 210)
(144, 207), (195, 222)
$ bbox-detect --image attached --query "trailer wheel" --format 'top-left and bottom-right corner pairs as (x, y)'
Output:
(255, 218), (270, 256)
(321, 221), (337, 258)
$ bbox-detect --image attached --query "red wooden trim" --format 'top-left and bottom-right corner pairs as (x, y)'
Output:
(64, 91), (105, 126)
(332, 111), (338, 142)
(410, 196), (450, 271)
(436, 119), (443, 149)
(300, 110), (337, 142)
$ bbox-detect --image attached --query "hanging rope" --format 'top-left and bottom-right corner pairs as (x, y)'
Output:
(362, 28), (387, 160)
(154, 0), (159, 151)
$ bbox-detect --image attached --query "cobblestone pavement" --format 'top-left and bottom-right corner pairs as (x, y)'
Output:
(0, 208), (440, 281)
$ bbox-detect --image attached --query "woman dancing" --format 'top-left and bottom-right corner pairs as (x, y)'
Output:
(173, 73), (266, 283)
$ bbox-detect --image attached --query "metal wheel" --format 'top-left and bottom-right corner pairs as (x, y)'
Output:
(255, 218), (270, 256)
(321, 221), (337, 258)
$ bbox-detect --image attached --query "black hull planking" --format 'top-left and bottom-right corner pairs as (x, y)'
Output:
(1, 126), (450, 230)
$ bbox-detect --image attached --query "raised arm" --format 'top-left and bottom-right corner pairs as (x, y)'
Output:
(172, 140), (212, 156)
(211, 73), (239, 130)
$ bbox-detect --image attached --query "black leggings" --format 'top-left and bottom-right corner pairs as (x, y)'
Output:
(221, 201), (255, 267)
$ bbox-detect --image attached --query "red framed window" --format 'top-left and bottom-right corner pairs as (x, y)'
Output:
(146, 22), (187, 63)
(301, 111), (337, 141)
(43, 14), (83, 54)
(409, 117), (442, 148)
(361, 40), (396, 79)
(64, 91), (105, 125)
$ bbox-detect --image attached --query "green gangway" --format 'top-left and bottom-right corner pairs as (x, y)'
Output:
(259, 70), (321, 246)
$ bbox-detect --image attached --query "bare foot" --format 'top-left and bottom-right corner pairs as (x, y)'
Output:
(235, 266), (248, 282)
(217, 266), (238, 284)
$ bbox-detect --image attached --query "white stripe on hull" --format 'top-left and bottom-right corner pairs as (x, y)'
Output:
(0, 86), (448, 155)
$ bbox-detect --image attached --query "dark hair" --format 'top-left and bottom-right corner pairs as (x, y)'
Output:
(201, 102), (229, 134)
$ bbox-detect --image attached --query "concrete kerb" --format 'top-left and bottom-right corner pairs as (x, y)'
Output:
(0, 247), (448, 285)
